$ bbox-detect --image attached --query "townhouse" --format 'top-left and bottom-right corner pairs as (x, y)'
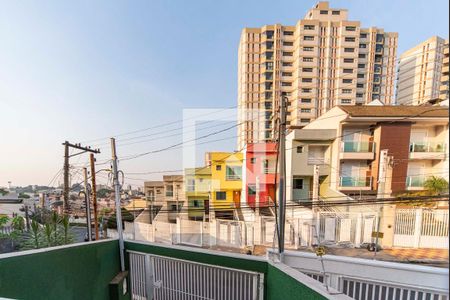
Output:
(286, 105), (449, 202)
(206, 152), (244, 219)
(184, 167), (211, 221)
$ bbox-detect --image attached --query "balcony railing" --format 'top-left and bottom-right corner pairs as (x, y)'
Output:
(406, 176), (426, 188)
(340, 176), (372, 188)
(410, 142), (445, 153)
(226, 174), (241, 181)
(307, 157), (328, 165)
(341, 141), (374, 153)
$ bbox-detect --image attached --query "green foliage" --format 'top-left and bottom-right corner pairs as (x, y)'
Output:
(0, 188), (7, 196)
(424, 176), (449, 195)
(97, 188), (113, 198)
(18, 193), (30, 199)
(0, 215), (9, 227)
(11, 216), (25, 232)
(106, 208), (134, 229)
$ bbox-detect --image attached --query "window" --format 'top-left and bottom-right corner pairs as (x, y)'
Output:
(293, 178), (304, 189)
(301, 98), (312, 103)
(248, 185), (256, 196)
(303, 47), (314, 52)
(250, 157), (256, 164)
(301, 108), (311, 113)
(284, 31), (294, 36)
(283, 41), (293, 46)
(264, 101), (272, 109)
(341, 99), (352, 104)
(283, 62), (293, 67)
(345, 37), (356, 42)
(302, 88), (312, 93)
(344, 48), (354, 53)
(376, 34), (384, 43)
(282, 72), (292, 76)
(304, 36), (314, 41)
(359, 44), (367, 49)
(302, 68), (313, 72)
(216, 165), (222, 171)
(342, 89), (352, 94)
(226, 166), (242, 180)
(356, 93), (364, 98)
(304, 25), (315, 30)
(187, 179), (195, 192)
(357, 74), (365, 79)
(346, 26), (356, 31)
(360, 33), (367, 38)
(357, 83), (364, 88)
(156, 189), (161, 194)
(192, 200), (201, 208)
(358, 64), (365, 68)
(343, 79), (352, 84)
(282, 82), (292, 86)
(300, 118), (310, 123)
(166, 185), (173, 197)
(332, 11), (340, 15)
(320, 10), (328, 14)
(302, 78), (313, 83)
(283, 51), (293, 56)
(296, 146), (304, 153)
(216, 191), (226, 200)
(359, 54), (366, 59)
(265, 30), (274, 39)
(343, 58), (354, 63)
(265, 121), (271, 129)
(343, 69), (353, 74)
(265, 92), (272, 100)
(303, 57), (314, 62)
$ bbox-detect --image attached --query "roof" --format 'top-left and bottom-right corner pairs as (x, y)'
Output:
(185, 167), (211, 176)
(144, 181), (164, 187)
(338, 106), (449, 118)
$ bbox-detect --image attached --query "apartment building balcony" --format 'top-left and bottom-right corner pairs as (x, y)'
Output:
(406, 175), (426, 190)
(409, 142), (446, 160)
(0, 239), (347, 300)
(340, 141), (375, 160)
(339, 176), (372, 191)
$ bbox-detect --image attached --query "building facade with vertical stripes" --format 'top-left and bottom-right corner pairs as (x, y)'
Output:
(237, 1), (398, 149)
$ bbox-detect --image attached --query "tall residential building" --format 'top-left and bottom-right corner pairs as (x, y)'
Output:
(237, 1), (398, 148)
(439, 40), (449, 102)
(396, 36), (449, 105)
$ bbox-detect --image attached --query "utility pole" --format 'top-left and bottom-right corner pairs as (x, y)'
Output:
(312, 165), (320, 206)
(374, 149), (389, 259)
(277, 95), (287, 261)
(83, 167), (93, 242)
(62, 141), (100, 215)
(255, 176), (260, 216)
(111, 138), (125, 272)
(63, 142), (70, 213)
(90, 153), (99, 240)
(24, 205), (30, 231)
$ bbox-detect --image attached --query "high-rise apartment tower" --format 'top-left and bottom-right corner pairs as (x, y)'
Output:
(396, 36), (449, 106)
(237, 1), (398, 148)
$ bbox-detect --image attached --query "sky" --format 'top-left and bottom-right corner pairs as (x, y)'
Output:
(0, 0), (449, 187)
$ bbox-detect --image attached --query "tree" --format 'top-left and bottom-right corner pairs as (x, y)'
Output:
(18, 193), (30, 199)
(424, 176), (449, 195)
(0, 188), (7, 196)
(11, 216), (25, 232)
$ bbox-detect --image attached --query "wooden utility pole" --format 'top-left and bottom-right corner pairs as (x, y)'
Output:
(83, 167), (93, 242)
(277, 95), (287, 261)
(62, 141), (100, 215)
(90, 153), (99, 240)
(63, 142), (70, 213)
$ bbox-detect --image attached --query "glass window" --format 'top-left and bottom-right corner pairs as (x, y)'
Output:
(343, 79), (352, 84)
(357, 74), (365, 79)
(303, 47), (314, 52)
(282, 72), (292, 76)
(302, 78), (313, 83)
(301, 98), (312, 103)
(302, 88), (312, 93)
(248, 185), (256, 195)
(304, 36), (314, 41)
(359, 44), (367, 49)
(344, 48), (354, 53)
(303, 57), (314, 62)
(301, 108), (311, 113)
(283, 41), (293, 46)
(346, 26), (356, 32)
(345, 37), (356, 42)
(332, 11), (340, 15)
(304, 25), (315, 30)
(282, 82), (292, 86)
(303, 68), (313, 72)
(343, 69), (353, 73)
(250, 157), (256, 164)
(341, 99), (352, 104)
(165, 185), (173, 197)
(357, 83), (364, 88)
(293, 178), (304, 189)
(216, 191), (226, 200)
(358, 64), (365, 68)
(226, 166), (242, 180)
(216, 165), (222, 171)
(283, 51), (293, 56)
(343, 58), (354, 63)
(300, 118), (310, 123)
(283, 62), (293, 67)
(297, 146), (304, 153)
(342, 89), (352, 94)
(358, 54), (366, 59)
(320, 10), (328, 14)
(360, 33), (367, 38)
(284, 31), (294, 36)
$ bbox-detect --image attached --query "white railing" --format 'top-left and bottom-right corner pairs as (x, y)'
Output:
(279, 250), (449, 300)
(128, 251), (264, 300)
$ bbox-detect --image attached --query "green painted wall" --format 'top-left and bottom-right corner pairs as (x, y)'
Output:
(266, 264), (328, 300)
(125, 241), (267, 274)
(0, 240), (120, 300)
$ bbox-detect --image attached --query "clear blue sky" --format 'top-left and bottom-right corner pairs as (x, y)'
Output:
(0, 0), (448, 187)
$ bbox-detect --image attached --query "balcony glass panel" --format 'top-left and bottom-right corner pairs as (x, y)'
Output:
(342, 141), (374, 152)
(410, 142), (445, 153)
(406, 176), (426, 187)
(340, 176), (371, 187)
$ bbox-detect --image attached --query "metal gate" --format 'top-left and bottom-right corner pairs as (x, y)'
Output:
(394, 208), (449, 249)
(129, 251), (264, 300)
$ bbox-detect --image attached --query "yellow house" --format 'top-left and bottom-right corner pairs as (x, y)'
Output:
(206, 152), (243, 217)
(184, 167), (211, 220)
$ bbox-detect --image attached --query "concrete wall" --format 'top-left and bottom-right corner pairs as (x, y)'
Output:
(0, 240), (121, 300)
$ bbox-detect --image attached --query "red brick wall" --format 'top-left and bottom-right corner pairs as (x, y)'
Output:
(372, 122), (412, 193)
